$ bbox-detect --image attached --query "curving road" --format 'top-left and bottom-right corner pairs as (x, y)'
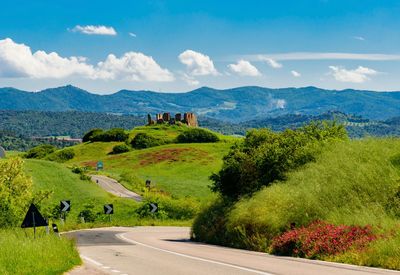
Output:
(65, 227), (400, 275)
(91, 175), (142, 202)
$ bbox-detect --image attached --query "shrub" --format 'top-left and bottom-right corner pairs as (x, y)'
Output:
(25, 144), (56, 159)
(77, 203), (99, 223)
(0, 158), (33, 227)
(270, 221), (376, 259)
(211, 121), (347, 199)
(135, 193), (199, 220)
(131, 133), (163, 149)
(111, 144), (130, 154)
(47, 148), (75, 163)
(82, 128), (103, 142)
(83, 128), (129, 142)
(176, 128), (219, 143)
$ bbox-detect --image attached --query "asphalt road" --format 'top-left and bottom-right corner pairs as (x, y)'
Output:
(91, 175), (142, 202)
(65, 227), (400, 275)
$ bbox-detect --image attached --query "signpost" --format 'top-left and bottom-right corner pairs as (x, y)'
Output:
(150, 203), (158, 213)
(104, 204), (114, 222)
(60, 200), (70, 222)
(97, 161), (104, 171)
(21, 203), (48, 238)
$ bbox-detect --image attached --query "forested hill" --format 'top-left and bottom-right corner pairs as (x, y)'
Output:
(1, 85), (400, 122)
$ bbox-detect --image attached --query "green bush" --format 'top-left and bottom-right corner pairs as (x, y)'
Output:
(47, 148), (75, 163)
(135, 193), (199, 220)
(82, 128), (104, 142)
(77, 203), (99, 223)
(25, 144), (56, 159)
(176, 128), (219, 143)
(83, 128), (129, 142)
(111, 144), (130, 154)
(211, 121), (347, 199)
(0, 158), (33, 227)
(131, 133), (163, 149)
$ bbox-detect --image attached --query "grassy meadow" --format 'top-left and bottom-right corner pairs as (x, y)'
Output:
(193, 138), (400, 269)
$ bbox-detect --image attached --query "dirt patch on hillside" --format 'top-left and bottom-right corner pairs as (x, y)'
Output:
(138, 147), (210, 166)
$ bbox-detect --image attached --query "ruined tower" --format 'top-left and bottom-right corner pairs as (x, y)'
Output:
(183, 112), (198, 127)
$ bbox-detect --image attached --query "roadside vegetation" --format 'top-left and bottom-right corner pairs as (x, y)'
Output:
(0, 157), (81, 274)
(192, 124), (400, 270)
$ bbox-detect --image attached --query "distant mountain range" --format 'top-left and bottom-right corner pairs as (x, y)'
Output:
(1, 85), (400, 122)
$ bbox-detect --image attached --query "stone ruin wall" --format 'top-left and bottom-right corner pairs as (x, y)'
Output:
(147, 112), (198, 127)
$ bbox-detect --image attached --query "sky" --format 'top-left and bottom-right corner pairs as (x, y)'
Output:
(1, 0), (400, 94)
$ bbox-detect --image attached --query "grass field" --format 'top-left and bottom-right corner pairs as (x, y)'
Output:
(0, 229), (80, 275)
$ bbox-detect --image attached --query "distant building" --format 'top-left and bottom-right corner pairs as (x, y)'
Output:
(147, 112), (198, 127)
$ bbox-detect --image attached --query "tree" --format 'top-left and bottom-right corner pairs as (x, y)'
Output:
(0, 158), (33, 227)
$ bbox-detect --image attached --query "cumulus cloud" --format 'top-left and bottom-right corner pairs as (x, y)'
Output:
(228, 60), (261, 76)
(291, 70), (301, 77)
(97, 52), (174, 82)
(250, 52), (400, 61)
(258, 56), (282, 68)
(129, 32), (137, 37)
(70, 25), (117, 36)
(178, 50), (219, 76)
(328, 66), (378, 83)
(181, 73), (200, 86)
(0, 38), (174, 82)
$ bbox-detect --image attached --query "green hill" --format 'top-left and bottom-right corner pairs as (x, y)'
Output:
(66, 125), (234, 199)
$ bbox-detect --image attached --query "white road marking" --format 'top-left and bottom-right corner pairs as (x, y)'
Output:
(111, 270), (120, 273)
(103, 266), (111, 269)
(117, 233), (275, 275)
(81, 255), (103, 266)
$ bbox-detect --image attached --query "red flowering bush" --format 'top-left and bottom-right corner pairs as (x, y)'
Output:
(270, 221), (376, 259)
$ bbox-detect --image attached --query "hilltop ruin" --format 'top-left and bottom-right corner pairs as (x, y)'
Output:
(147, 112), (198, 127)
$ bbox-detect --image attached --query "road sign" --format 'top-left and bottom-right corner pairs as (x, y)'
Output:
(21, 203), (48, 232)
(97, 161), (104, 171)
(104, 204), (114, 215)
(60, 200), (70, 212)
(150, 203), (158, 213)
(0, 146), (5, 158)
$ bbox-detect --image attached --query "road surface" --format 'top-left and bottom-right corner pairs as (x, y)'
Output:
(91, 175), (142, 202)
(65, 227), (400, 275)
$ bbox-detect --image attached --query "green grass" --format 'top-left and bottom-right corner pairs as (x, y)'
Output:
(193, 138), (400, 270)
(66, 134), (233, 199)
(0, 229), (81, 275)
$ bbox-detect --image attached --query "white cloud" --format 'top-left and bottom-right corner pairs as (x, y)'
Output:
(248, 52), (400, 61)
(70, 25), (117, 36)
(228, 60), (261, 76)
(129, 32), (137, 37)
(181, 73), (200, 86)
(0, 38), (174, 82)
(353, 36), (365, 41)
(258, 56), (282, 68)
(0, 38), (96, 78)
(178, 50), (219, 76)
(291, 70), (301, 77)
(328, 66), (378, 83)
(97, 52), (174, 82)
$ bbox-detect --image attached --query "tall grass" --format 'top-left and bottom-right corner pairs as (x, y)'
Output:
(193, 138), (400, 269)
(0, 229), (81, 275)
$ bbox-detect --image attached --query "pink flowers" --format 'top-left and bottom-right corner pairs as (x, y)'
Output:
(271, 221), (376, 258)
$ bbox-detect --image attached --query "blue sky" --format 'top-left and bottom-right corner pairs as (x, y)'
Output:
(1, 0), (400, 93)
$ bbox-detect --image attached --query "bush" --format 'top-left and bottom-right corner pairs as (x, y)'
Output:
(176, 128), (219, 143)
(0, 158), (33, 227)
(135, 193), (199, 220)
(25, 144), (56, 159)
(131, 133), (163, 149)
(111, 144), (130, 154)
(47, 148), (75, 163)
(77, 203), (99, 223)
(82, 128), (103, 142)
(83, 128), (129, 142)
(211, 121), (347, 199)
(270, 221), (376, 259)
